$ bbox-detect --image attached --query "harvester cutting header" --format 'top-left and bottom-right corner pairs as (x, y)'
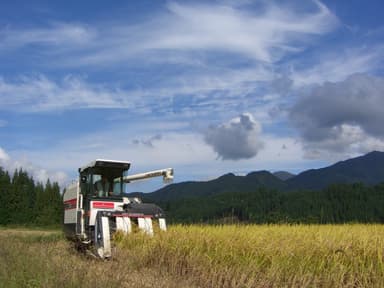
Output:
(63, 159), (173, 258)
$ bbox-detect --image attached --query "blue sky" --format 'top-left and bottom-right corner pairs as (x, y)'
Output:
(1, 0), (384, 192)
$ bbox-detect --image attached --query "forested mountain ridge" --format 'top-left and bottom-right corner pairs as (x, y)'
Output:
(136, 151), (384, 202)
(286, 151), (384, 190)
(139, 170), (286, 202)
(147, 151), (384, 224)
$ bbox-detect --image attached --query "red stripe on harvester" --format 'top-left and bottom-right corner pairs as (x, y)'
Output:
(92, 202), (115, 209)
(64, 198), (77, 210)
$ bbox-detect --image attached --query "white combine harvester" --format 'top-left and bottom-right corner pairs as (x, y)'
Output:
(63, 159), (173, 258)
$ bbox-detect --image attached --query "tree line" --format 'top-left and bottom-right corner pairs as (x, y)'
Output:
(159, 182), (384, 224)
(0, 166), (62, 226)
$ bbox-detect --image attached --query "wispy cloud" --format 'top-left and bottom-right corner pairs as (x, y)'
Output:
(0, 1), (337, 65)
(89, 1), (335, 65)
(0, 69), (276, 116)
(291, 47), (384, 86)
(0, 22), (95, 50)
(0, 1), (341, 118)
(0, 75), (132, 112)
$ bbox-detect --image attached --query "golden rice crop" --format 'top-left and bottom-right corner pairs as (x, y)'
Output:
(1, 225), (383, 287)
(115, 224), (384, 287)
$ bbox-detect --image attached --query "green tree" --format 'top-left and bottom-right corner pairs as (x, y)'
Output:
(0, 167), (11, 225)
(10, 169), (35, 224)
(35, 180), (62, 225)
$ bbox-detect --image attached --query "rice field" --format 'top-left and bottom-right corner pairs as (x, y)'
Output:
(1, 224), (383, 287)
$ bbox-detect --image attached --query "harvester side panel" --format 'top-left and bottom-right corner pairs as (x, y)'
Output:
(63, 181), (80, 239)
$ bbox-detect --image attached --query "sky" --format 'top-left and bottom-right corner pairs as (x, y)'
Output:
(1, 0), (384, 192)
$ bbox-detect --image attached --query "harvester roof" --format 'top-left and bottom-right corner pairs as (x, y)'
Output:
(79, 159), (131, 174)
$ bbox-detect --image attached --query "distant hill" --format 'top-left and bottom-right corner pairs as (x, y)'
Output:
(133, 151), (384, 201)
(136, 171), (285, 202)
(273, 171), (295, 181)
(286, 151), (384, 190)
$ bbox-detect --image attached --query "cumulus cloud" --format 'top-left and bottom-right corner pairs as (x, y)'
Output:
(290, 74), (384, 159)
(0, 147), (10, 163)
(0, 147), (68, 186)
(204, 113), (264, 160)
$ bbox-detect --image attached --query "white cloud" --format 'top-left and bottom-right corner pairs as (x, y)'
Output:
(0, 68), (276, 116)
(0, 75), (134, 112)
(0, 147), (10, 163)
(204, 113), (264, 160)
(83, 1), (336, 65)
(0, 1), (341, 120)
(0, 23), (95, 50)
(0, 147), (68, 186)
(0, 1), (337, 65)
(291, 47), (383, 87)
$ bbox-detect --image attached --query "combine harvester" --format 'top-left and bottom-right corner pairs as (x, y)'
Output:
(63, 159), (173, 258)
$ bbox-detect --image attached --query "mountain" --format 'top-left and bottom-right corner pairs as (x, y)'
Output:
(135, 151), (384, 201)
(139, 171), (285, 202)
(273, 171), (295, 181)
(286, 151), (384, 190)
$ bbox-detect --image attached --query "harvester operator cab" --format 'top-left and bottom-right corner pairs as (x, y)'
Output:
(79, 159), (131, 199)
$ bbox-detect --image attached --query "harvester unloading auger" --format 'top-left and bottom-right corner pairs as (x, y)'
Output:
(63, 159), (173, 258)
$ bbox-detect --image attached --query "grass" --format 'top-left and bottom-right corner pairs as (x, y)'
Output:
(1, 225), (383, 287)
(0, 228), (193, 288)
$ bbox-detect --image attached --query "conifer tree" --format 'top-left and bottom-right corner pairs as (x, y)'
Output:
(0, 167), (11, 225)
